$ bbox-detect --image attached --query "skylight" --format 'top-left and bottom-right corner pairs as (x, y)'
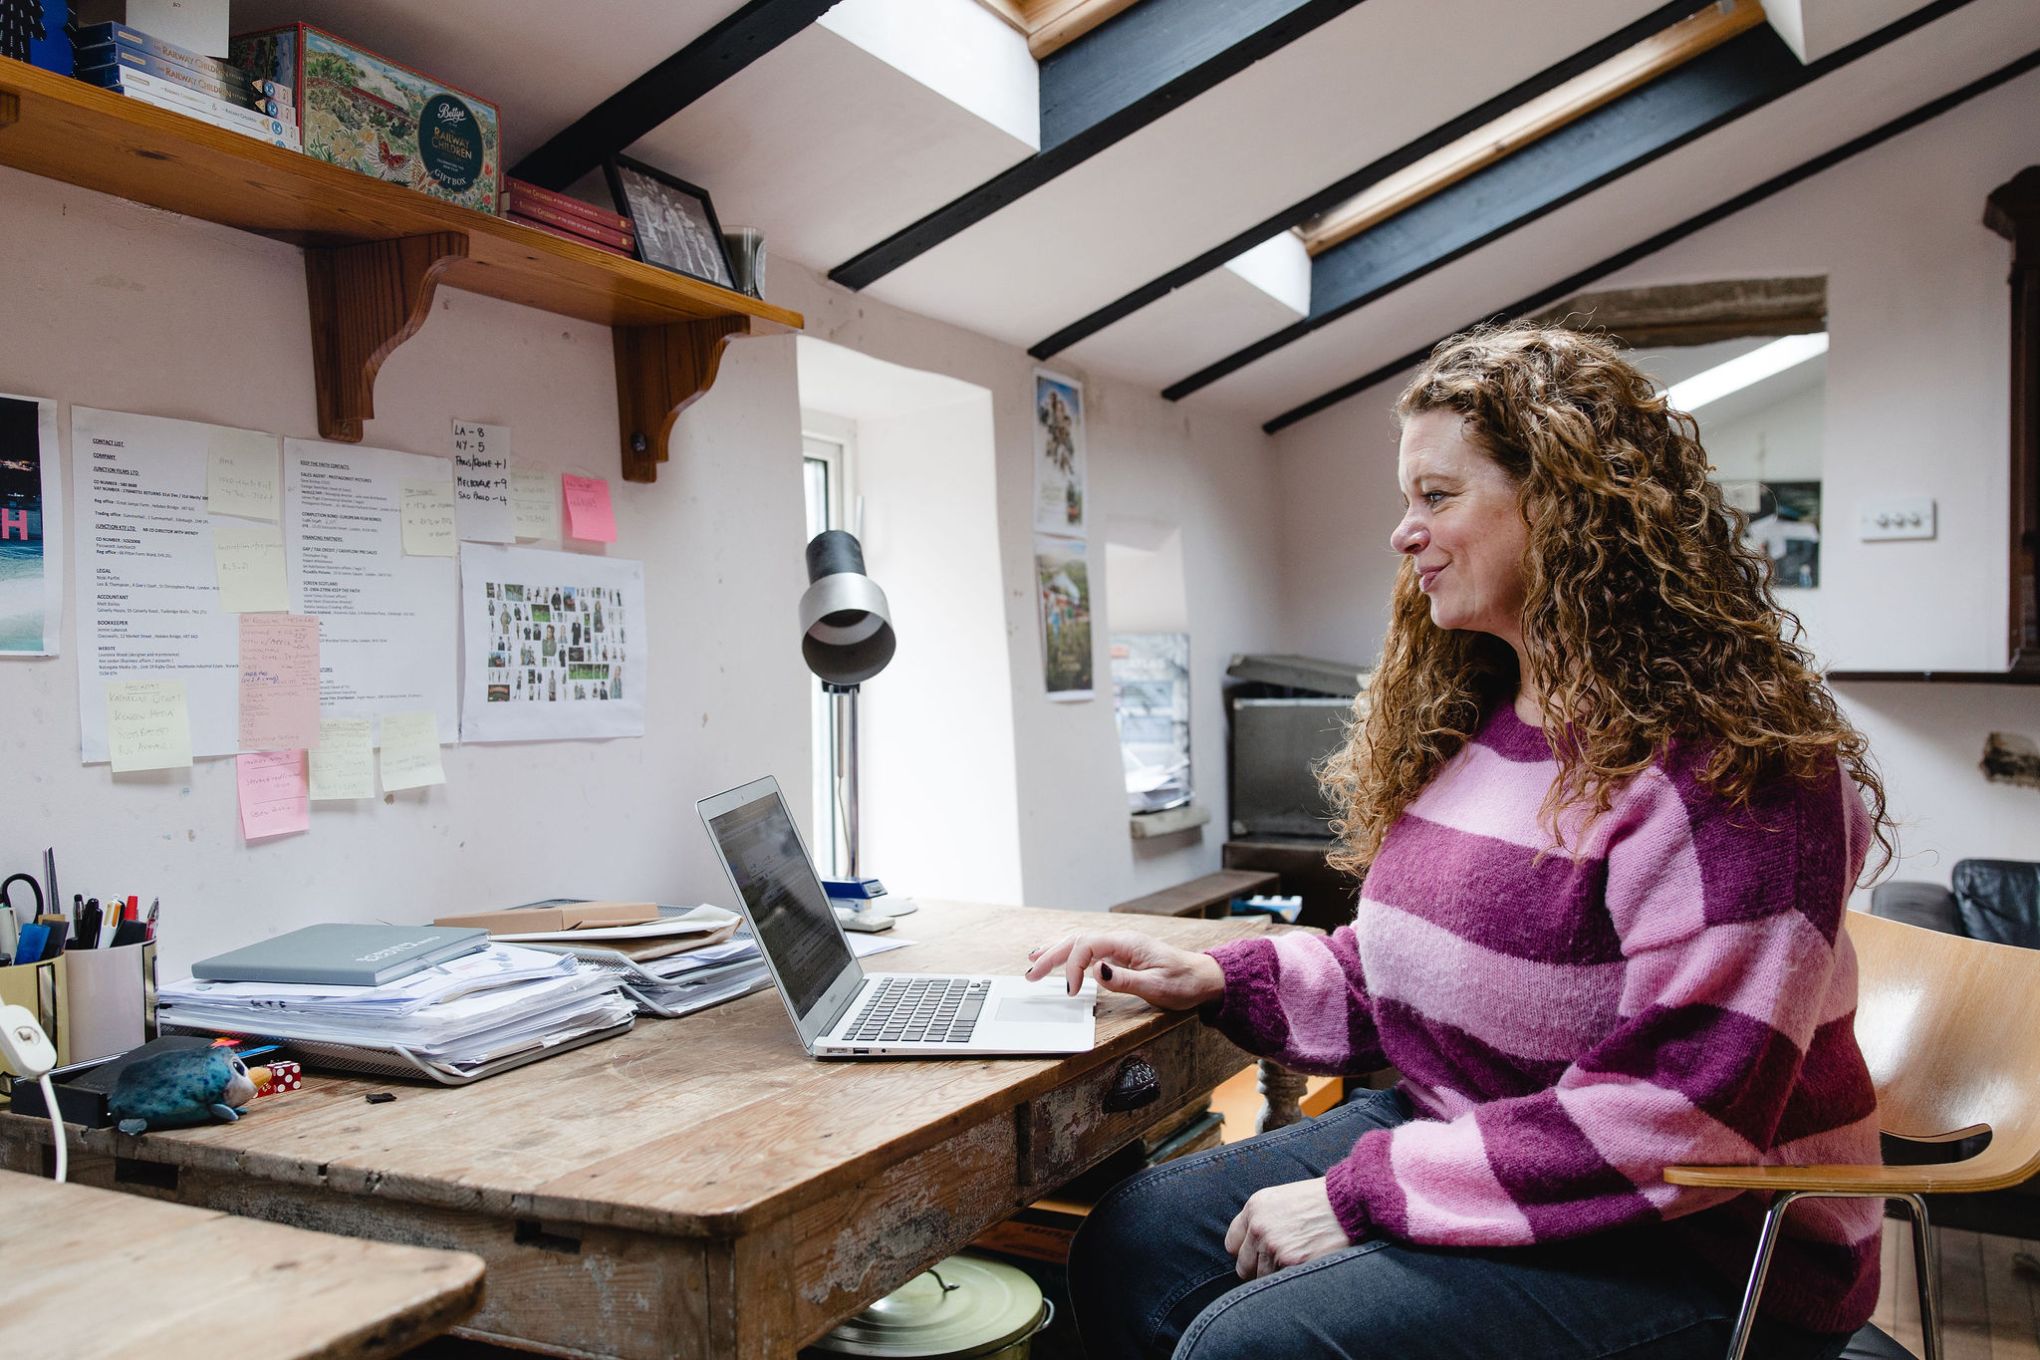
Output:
(1665, 332), (1829, 412)
(1300, 0), (1768, 255)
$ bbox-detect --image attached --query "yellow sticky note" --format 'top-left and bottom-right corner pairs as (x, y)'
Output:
(213, 523), (288, 612)
(400, 478), (458, 557)
(511, 464), (558, 541)
(379, 710), (446, 792)
(106, 679), (193, 772)
(308, 717), (375, 800)
(207, 426), (281, 521)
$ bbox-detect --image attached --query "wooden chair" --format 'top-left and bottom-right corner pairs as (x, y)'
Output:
(1665, 910), (2040, 1360)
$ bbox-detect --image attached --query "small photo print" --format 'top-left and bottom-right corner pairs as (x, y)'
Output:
(482, 575), (632, 704)
(1035, 534), (1093, 701)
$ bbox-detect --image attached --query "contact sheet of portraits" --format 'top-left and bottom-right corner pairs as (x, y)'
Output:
(458, 544), (646, 742)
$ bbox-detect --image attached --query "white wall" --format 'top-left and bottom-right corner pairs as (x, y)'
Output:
(803, 354), (1027, 907)
(0, 165), (810, 977)
(0, 155), (1286, 981)
(776, 266), (1287, 910)
(1269, 68), (2040, 893)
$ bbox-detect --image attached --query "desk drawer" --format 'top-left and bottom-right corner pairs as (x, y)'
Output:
(1019, 1021), (1247, 1190)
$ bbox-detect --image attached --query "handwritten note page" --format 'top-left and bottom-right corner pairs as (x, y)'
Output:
(511, 464), (559, 541)
(562, 474), (617, 543)
(237, 751), (309, 840)
(213, 523), (288, 612)
(308, 717), (374, 800)
(452, 420), (515, 543)
(106, 679), (192, 772)
(378, 710), (446, 791)
(207, 426), (281, 521)
(238, 613), (321, 752)
(400, 477), (458, 557)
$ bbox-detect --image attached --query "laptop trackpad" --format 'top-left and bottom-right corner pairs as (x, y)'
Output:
(997, 996), (1091, 1024)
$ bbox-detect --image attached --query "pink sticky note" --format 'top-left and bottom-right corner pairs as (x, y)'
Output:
(237, 751), (309, 841)
(562, 474), (617, 543)
(239, 613), (322, 752)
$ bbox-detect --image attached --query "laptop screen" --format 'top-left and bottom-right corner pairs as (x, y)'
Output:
(701, 780), (856, 1027)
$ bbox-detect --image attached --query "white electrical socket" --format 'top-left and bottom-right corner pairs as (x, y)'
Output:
(0, 1003), (55, 1079)
(1859, 497), (1936, 542)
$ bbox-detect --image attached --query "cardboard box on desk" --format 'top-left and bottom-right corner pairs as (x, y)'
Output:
(432, 901), (659, 934)
(228, 22), (501, 215)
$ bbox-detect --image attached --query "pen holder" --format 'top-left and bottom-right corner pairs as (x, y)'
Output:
(0, 942), (158, 1101)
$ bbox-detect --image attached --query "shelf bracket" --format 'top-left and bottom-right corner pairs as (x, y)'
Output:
(613, 315), (754, 483)
(304, 232), (470, 443)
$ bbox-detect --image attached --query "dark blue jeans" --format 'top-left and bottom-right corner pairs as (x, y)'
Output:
(1069, 1087), (1854, 1360)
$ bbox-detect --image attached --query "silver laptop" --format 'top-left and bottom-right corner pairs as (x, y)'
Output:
(697, 777), (1097, 1058)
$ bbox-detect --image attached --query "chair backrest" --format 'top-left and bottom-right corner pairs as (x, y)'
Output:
(1850, 909), (2040, 1190)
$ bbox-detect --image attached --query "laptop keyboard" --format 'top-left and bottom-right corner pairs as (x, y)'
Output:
(843, 976), (991, 1045)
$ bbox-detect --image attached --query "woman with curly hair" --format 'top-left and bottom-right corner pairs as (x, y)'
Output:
(1029, 322), (1890, 1360)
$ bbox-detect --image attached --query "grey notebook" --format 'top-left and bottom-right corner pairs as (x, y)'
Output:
(193, 924), (489, 986)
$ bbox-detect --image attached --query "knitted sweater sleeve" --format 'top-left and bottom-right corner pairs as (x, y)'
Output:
(1320, 758), (1873, 1246)
(1200, 927), (1387, 1077)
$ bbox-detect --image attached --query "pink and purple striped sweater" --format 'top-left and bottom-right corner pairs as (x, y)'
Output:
(1203, 703), (1883, 1334)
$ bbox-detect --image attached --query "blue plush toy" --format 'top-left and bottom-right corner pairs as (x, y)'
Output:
(108, 1047), (259, 1135)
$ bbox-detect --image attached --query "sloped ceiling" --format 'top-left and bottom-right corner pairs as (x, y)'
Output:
(229, 0), (2038, 432)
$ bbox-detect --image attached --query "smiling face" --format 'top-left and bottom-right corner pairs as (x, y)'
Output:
(1389, 409), (1530, 649)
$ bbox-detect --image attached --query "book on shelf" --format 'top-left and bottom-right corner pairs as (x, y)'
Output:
(506, 197), (636, 250)
(77, 42), (252, 104)
(74, 20), (231, 78)
(504, 178), (633, 234)
(508, 213), (634, 258)
(86, 69), (299, 147)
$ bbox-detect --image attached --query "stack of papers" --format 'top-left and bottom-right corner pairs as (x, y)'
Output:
(158, 944), (635, 1076)
(548, 929), (772, 1017)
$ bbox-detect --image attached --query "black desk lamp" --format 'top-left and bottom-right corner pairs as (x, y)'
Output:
(799, 530), (895, 877)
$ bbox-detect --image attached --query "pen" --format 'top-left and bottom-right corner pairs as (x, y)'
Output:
(144, 897), (160, 940)
(42, 849), (57, 932)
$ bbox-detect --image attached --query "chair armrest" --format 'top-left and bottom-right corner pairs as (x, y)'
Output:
(1868, 880), (1963, 936)
(1665, 1148), (2017, 1195)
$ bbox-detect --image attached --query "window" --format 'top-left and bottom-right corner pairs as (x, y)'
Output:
(803, 420), (852, 875)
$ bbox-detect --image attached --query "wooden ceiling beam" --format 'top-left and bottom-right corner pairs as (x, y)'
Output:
(1164, 0), (1974, 404)
(1299, 0), (1766, 256)
(1261, 47), (2040, 435)
(829, 0), (1361, 292)
(1026, 0), (1700, 361)
(509, 0), (840, 191)
(1529, 276), (1828, 349)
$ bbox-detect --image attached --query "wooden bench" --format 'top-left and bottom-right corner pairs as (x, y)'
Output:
(1110, 869), (1280, 919)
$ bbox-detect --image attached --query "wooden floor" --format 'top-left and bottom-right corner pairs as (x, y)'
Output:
(1876, 1218), (2040, 1358)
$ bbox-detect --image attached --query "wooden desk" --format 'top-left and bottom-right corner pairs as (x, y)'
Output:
(0, 903), (1263, 1358)
(0, 1167), (483, 1358)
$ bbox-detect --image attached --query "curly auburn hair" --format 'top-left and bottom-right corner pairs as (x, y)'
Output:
(1319, 321), (1892, 878)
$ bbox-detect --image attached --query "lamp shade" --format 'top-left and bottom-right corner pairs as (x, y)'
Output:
(799, 530), (895, 687)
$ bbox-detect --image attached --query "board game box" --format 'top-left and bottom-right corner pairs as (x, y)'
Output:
(230, 22), (500, 215)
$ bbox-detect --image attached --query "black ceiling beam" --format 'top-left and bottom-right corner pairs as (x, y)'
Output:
(828, 0), (1363, 293)
(1165, 0), (1974, 403)
(1027, 0), (1698, 361)
(510, 0), (841, 191)
(1262, 44), (2040, 436)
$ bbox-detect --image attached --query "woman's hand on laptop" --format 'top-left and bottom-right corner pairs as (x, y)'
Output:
(1024, 931), (1225, 1010)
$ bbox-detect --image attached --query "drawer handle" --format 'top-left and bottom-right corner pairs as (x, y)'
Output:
(1103, 1057), (1160, 1113)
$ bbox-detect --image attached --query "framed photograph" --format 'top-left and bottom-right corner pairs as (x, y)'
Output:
(604, 155), (736, 289)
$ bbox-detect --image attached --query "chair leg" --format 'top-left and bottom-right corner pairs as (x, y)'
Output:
(1725, 1191), (1802, 1360)
(1900, 1193), (1943, 1360)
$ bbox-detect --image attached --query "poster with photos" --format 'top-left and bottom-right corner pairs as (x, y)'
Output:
(1033, 369), (1087, 536)
(458, 543), (646, 742)
(1036, 534), (1093, 701)
(0, 392), (60, 655)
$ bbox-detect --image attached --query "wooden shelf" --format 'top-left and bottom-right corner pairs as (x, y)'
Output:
(0, 56), (802, 481)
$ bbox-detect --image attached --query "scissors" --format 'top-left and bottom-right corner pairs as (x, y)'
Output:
(0, 872), (43, 962)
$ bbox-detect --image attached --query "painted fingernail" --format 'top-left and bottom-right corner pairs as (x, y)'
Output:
(1027, 946), (1041, 959)
(1067, 976), (1075, 996)
(1100, 963), (1115, 982)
